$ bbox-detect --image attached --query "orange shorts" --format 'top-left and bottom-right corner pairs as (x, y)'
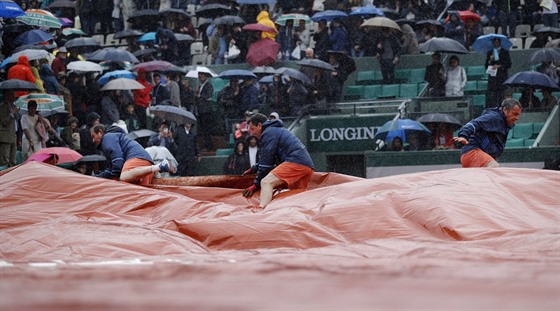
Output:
(121, 158), (154, 185)
(270, 162), (314, 190)
(460, 148), (495, 168)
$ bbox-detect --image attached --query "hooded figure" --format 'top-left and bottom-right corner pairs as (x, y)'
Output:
(7, 55), (36, 98)
(39, 60), (60, 95)
(257, 10), (277, 40)
(444, 12), (466, 47)
(400, 24), (419, 55)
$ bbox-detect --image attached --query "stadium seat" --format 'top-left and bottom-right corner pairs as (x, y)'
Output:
(187, 4), (196, 15)
(191, 54), (206, 65)
(463, 80), (477, 94)
(355, 71), (376, 85)
(399, 83), (418, 99)
(344, 85), (364, 100)
(512, 123), (533, 139)
(105, 33), (120, 46)
(472, 94), (486, 106)
(534, 24), (544, 31)
(515, 24), (531, 38)
(407, 68), (426, 84)
(524, 139), (536, 147)
(512, 92), (521, 100)
(363, 85), (381, 99)
(506, 138), (525, 148)
(379, 84), (399, 98)
(477, 80), (488, 92)
(190, 41), (204, 55)
(394, 69), (410, 83)
(466, 66), (486, 80)
(92, 34), (105, 46)
(215, 148), (234, 156)
(483, 26), (495, 35)
(509, 38), (522, 49)
(532, 122), (544, 138)
(524, 36), (536, 49)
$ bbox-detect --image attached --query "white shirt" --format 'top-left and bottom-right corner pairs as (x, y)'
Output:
(248, 146), (258, 166)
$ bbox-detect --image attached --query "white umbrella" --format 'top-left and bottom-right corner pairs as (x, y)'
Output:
(361, 16), (401, 31)
(8, 49), (53, 63)
(67, 60), (103, 72)
(100, 78), (145, 91)
(185, 66), (218, 78)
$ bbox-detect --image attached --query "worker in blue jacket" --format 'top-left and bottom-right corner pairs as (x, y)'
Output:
(90, 124), (174, 184)
(454, 98), (522, 168)
(242, 113), (314, 208)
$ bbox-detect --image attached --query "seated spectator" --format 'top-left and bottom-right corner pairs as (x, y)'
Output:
(223, 141), (251, 175)
(425, 52), (445, 97)
(388, 136), (405, 152)
(519, 86), (542, 109)
(541, 89), (559, 110)
(445, 55), (467, 97)
(431, 123), (456, 150)
(149, 122), (177, 153)
(122, 103), (140, 133)
(61, 116), (81, 151)
(246, 135), (260, 167)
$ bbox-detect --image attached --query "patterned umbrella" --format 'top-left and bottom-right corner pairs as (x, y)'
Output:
(16, 9), (62, 28)
(0, 0), (25, 18)
(274, 13), (311, 26)
(97, 70), (136, 86)
(15, 93), (65, 111)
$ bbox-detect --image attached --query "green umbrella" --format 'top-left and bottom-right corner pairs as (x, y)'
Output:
(16, 9), (62, 28)
(62, 28), (87, 36)
(15, 93), (65, 112)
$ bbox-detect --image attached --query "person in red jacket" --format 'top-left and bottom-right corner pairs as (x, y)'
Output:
(51, 47), (67, 77)
(133, 68), (153, 129)
(7, 55), (36, 98)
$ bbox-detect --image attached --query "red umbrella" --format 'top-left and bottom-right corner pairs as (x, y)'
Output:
(242, 23), (277, 33)
(445, 10), (481, 23)
(246, 38), (280, 67)
(28, 147), (83, 164)
(131, 60), (174, 72)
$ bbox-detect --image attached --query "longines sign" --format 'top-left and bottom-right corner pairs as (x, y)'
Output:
(306, 115), (394, 152)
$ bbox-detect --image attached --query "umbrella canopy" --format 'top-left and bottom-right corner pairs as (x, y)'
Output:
(158, 8), (190, 20)
(0, 79), (39, 91)
(87, 48), (139, 63)
(243, 23), (277, 33)
(445, 10), (481, 23)
(275, 67), (311, 84)
(127, 9), (160, 23)
(419, 37), (469, 54)
(532, 26), (560, 36)
(311, 10), (348, 22)
(415, 19), (444, 28)
(259, 75), (287, 84)
(67, 60), (103, 72)
(361, 16), (401, 31)
(131, 60), (174, 72)
(97, 70), (136, 85)
(252, 66), (276, 74)
(218, 69), (257, 80)
(61, 28), (86, 37)
(527, 48), (560, 65)
(195, 4), (230, 18)
(16, 9), (62, 28)
(58, 17), (73, 27)
(114, 29), (145, 40)
(471, 34), (512, 54)
(30, 147), (82, 164)
(297, 58), (335, 71)
(0, 0), (24, 18)
(75, 154), (106, 163)
(349, 6), (385, 17)
(150, 105), (197, 125)
(40, 108), (68, 117)
(213, 15), (245, 25)
(185, 66), (218, 78)
(175, 33), (195, 42)
(127, 129), (157, 140)
(137, 32), (156, 43)
(100, 78), (145, 91)
(64, 37), (101, 51)
(503, 71), (559, 90)
(275, 13), (311, 26)
(416, 113), (462, 131)
(163, 65), (187, 74)
(8, 49), (52, 63)
(12, 44), (45, 53)
(246, 38), (280, 67)
(14, 29), (53, 46)
(374, 119), (431, 143)
(14, 93), (65, 112)
(133, 48), (157, 58)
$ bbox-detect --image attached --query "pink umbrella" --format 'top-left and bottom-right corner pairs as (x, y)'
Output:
(246, 38), (280, 67)
(28, 147), (82, 164)
(242, 23), (277, 33)
(58, 17), (72, 26)
(131, 60), (174, 72)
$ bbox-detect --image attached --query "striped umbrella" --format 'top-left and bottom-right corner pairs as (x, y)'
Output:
(15, 93), (65, 112)
(16, 9), (62, 28)
(275, 13), (311, 26)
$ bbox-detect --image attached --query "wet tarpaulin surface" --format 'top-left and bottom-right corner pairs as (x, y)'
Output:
(0, 162), (559, 310)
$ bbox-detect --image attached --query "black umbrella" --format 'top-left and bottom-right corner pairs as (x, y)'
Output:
(213, 15), (245, 25)
(275, 67), (312, 85)
(532, 26), (560, 36)
(416, 113), (462, 131)
(218, 69), (257, 80)
(163, 65), (187, 74)
(87, 48), (140, 63)
(195, 4), (231, 18)
(414, 19), (444, 28)
(133, 48), (157, 58)
(297, 59), (335, 71)
(12, 44), (47, 53)
(48, 0), (75, 9)
(159, 8), (190, 20)
(75, 154), (107, 163)
(527, 48), (560, 65)
(0, 79), (40, 91)
(114, 29), (145, 40)
(64, 37), (101, 51)
(127, 129), (157, 140)
(150, 105), (197, 125)
(127, 9), (160, 23)
(175, 33), (195, 42)
(419, 37), (469, 54)
(503, 71), (560, 90)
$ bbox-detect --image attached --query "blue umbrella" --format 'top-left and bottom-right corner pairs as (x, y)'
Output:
(0, 0), (24, 18)
(137, 32), (156, 43)
(97, 70), (136, 86)
(472, 34), (513, 54)
(503, 71), (559, 90)
(14, 29), (53, 46)
(311, 10), (348, 22)
(218, 69), (257, 80)
(349, 6), (384, 17)
(374, 119), (431, 143)
(259, 75), (287, 84)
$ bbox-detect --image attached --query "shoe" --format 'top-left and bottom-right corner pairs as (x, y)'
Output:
(159, 159), (175, 174)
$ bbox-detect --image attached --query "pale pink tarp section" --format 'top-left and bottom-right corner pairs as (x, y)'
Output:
(1, 162), (559, 310)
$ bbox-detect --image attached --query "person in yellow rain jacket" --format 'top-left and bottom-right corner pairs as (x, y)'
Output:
(256, 10), (277, 40)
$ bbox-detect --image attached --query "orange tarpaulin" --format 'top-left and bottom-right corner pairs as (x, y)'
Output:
(1, 162), (559, 310)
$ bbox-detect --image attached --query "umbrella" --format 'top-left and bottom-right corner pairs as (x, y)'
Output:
(12, 44), (45, 53)
(75, 154), (106, 163)
(67, 60), (103, 72)
(8, 49), (52, 63)
(362, 16), (401, 31)
(471, 34), (512, 54)
(378, 8), (399, 19)
(131, 60), (174, 72)
(100, 78), (145, 91)
(259, 75), (287, 84)
(445, 10), (481, 23)
(243, 23), (277, 33)
(150, 105), (197, 125)
(14, 93), (65, 111)
(349, 6), (384, 17)
(30, 147), (82, 164)
(61, 28), (86, 37)
(414, 19), (444, 29)
(163, 65), (187, 74)
(114, 29), (145, 40)
(236, 0), (276, 4)
(185, 66), (218, 78)
(133, 48), (157, 58)
(275, 13), (311, 26)
(213, 15), (245, 25)
(137, 32), (156, 43)
(64, 37), (101, 50)
(311, 10), (348, 22)
(16, 9), (62, 28)
(297, 58), (335, 71)
(531, 26), (560, 36)
(48, 0), (76, 9)
(158, 8), (190, 20)
(127, 129), (157, 140)
(419, 37), (469, 54)
(97, 70), (136, 85)
(175, 33), (195, 42)
(218, 69), (257, 80)
(527, 48), (560, 65)
(416, 113), (462, 131)
(503, 71), (559, 90)
(58, 17), (73, 27)
(127, 9), (160, 23)
(40, 108), (68, 117)
(0, 79), (39, 91)
(195, 4), (230, 18)
(246, 38), (280, 67)
(373, 119), (431, 143)
(275, 67), (311, 85)
(0, 0), (24, 18)
(87, 48), (139, 63)
(252, 66), (276, 74)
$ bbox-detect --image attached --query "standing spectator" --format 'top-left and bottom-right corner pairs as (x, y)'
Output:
(195, 72), (214, 151)
(149, 122), (177, 151)
(327, 51), (355, 104)
(57, 72), (72, 111)
(296, 19), (310, 59)
(61, 116), (81, 151)
(541, 0), (559, 28)
(180, 78), (195, 112)
(20, 100), (43, 161)
(39, 58), (59, 95)
(400, 24), (419, 55)
(29, 59), (45, 93)
(66, 72), (87, 123)
(241, 78), (259, 113)
(424, 52), (445, 97)
(495, 0), (520, 37)
(100, 90), (120, 126)
(7, 55), (36, 98)
(122, 103), (140, 133)
(156, 26), (179, 63)
(84, 73), (102, 114)
(133, 68), (152, 129)
(173, 122), (200, 176)
(329, 18), (349, 53)
(256, 10), (277, 40)
(151, 74), (170, 106)
(208, 25), (227, 65)
(485, 37), (512, 107)
(277, 19), (299, 61)
(267, 74), (289, 116)
(79, 112), (101, 155)
(96, 0), (114, 34)
(223, 140), (251, 175)
(218, 78), (242, 131)
(0, 91), (18, 167)
(374, 28), (402, 85)
(312, 20), (331, 61)
(445, 55), (467, 97)
(444, 12), (466, 46)
(163, 72), (180, 107)
(230, 25), (249, 64)
(287, 78), (308, 116)
(76, 0), (96, 36)
(51, 47), (67, 77)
